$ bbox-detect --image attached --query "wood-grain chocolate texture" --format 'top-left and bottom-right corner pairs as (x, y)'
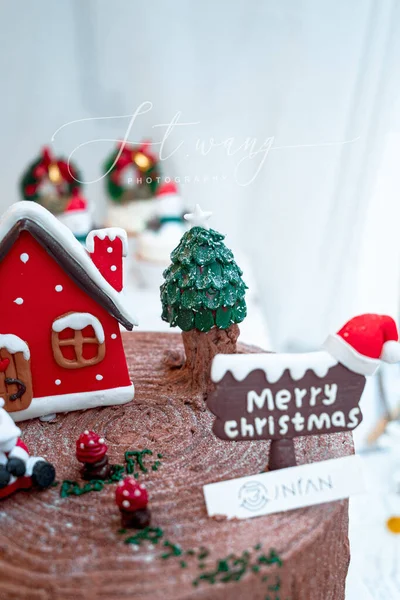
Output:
(0, 333), (351, 600)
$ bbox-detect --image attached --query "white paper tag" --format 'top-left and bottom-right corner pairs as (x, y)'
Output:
(203, 455), (365, 519)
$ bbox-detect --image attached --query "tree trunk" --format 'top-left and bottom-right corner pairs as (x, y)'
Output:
(181, 324), (240, 394)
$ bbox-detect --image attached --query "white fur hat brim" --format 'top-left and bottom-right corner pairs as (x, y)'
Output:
(322, 334), (380, 376)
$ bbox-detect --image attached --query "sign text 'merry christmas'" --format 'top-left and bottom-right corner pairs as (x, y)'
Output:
(207, 353), (367, 442)
(224, 382), (361, 439)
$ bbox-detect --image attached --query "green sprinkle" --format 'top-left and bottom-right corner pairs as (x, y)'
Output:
(254, 543), (262, 550)
(125, 449), (153, 474)
(198, 547), (209, 560)
(191, 548), (283, 589)
(268, 576), (281, 592)
(134, 472), (139, 479)
(161, 540), (183, 559)
(107, 464), (125, 482)
(60, 463), (126, 498)
(51, 481), (59, 488)
(60, 480), (105, 497)
(124, 527), (164, 546)
(186, 549), (196, 556)
(258, 549), (283, 568)
(180, 560), (187, 568)
(193, 551), (249, 587)
(118, 529), (127, 534)
(157, 453), (163, 459)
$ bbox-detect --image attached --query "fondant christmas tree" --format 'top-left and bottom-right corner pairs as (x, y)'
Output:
(161, 205), (247, 390)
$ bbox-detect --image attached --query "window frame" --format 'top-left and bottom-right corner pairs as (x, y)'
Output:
(51, 312), (106, 369)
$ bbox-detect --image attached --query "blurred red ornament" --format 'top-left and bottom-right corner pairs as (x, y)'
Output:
(24, 184), (38, 197)
(156, 181), (178, 197)
(66, 189), (87, 212)
(41, 147), (53, 167)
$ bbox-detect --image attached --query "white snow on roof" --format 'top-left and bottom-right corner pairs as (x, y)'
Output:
(0, 334), (30, 360)
(0, 202), (137, 328)
(86, 227), (128, 257)
(211, 351), (338, 384)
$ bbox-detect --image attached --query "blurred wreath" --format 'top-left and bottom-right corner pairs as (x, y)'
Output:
(103, 141), (160, 203)
(20, 147), (82, 214)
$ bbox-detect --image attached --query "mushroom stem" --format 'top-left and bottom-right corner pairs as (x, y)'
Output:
(82, 456), (111, 481)
(120, 508), (151, 529)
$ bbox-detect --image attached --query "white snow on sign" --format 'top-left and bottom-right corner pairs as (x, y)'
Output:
(211, 351), (338, 384)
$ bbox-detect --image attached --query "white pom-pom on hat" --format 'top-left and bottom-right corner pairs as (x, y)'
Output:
(380, 340), (400, 364)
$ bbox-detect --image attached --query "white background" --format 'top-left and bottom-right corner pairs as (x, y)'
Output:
(1, 0), (400, 351)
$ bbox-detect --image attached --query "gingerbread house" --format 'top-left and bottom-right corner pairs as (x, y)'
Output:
(0, 201), (137, 421)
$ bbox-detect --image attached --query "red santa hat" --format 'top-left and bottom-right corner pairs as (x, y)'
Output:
(156, 181), (178, 199)
(65, 188), (87, 213)
(323, 314), (400, 376)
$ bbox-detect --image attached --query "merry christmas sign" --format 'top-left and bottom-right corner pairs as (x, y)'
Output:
(207, 314), (400, 470)
(208, 352), (366, 441)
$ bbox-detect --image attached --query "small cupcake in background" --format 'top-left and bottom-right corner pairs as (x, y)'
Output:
(135, 182), (186, 287)
(104, 141), (161, 237)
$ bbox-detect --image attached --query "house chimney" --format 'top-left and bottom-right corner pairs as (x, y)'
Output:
(86, 228), (128, 292)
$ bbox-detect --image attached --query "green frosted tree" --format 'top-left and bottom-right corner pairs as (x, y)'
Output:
(160, 205), (247, 391)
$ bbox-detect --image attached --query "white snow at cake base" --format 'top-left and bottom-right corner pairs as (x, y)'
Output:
(211, 351), (338, 384)
(10, 383), (135, 422)
(52, 313), (105, 344)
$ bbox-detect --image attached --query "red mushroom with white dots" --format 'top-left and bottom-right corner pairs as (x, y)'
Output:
(75, 430), (111, 480)
(115, 477), (151, 529)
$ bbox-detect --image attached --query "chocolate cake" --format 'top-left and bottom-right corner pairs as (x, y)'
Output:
(0, 332), (351, 600)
